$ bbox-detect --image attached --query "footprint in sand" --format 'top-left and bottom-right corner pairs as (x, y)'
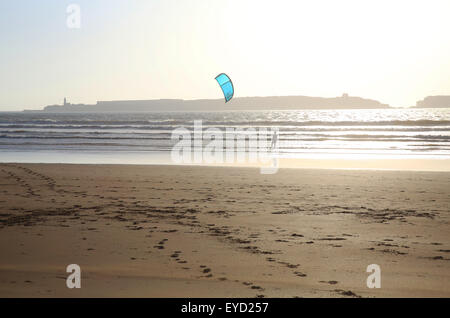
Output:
(154, 238), (168, 249)
(294, 271), (307, 277)
(334, 289), (360, 298)
(320, 280), (338, 285)
(426, 256), (445, 260)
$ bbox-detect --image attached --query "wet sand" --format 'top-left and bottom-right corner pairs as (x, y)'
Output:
(0, 163), (449, 297)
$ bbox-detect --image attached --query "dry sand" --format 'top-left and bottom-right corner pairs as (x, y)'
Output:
(0, 163), (449, 297)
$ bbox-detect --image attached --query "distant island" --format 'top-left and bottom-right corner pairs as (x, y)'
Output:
(24, 94), (450, 112)
(415, 96), (450, 108)
(28, 94), (391, 112)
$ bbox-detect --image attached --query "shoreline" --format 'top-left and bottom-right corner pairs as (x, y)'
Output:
(1, 153), (450, 172)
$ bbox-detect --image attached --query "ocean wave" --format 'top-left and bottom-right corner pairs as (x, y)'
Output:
(1, 119), (450, 128)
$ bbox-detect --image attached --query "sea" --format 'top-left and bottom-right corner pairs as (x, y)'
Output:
(0, 108), (449, 167)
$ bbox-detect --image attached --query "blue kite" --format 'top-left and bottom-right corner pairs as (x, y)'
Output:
(215, 73), (234, 103)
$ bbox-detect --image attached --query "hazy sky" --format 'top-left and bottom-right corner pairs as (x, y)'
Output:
(1, 0), (450, 110)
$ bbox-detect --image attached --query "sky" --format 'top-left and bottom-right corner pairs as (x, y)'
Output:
(0, 0), (449, 110)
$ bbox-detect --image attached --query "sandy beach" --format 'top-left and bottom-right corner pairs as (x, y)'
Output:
(0, 163), (449, 297)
